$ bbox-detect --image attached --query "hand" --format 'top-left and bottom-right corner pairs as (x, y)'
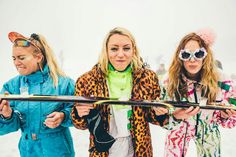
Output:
(44, 112), (65, 128)
(173, 106), (200, 120)
(153, 107), (168, 116)
(0, 99), (12, 119)
(75, 103), (94, 117)
(220, 109), (236, 119)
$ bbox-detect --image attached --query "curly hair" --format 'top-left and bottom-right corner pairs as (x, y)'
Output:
(167, 33), (219, 102)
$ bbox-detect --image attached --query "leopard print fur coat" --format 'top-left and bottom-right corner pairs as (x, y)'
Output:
(71, 64), (169, 157)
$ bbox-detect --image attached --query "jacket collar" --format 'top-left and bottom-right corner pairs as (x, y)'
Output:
(23, 65), (49, 84)
(93, 63), (144, 81)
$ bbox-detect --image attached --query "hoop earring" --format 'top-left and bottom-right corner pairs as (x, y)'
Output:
(38, 63), (43, 72)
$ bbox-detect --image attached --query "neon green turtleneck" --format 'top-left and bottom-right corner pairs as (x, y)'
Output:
(107, 64), (132, 109)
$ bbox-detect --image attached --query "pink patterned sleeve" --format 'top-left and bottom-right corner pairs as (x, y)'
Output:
(213, 80), (236, 128)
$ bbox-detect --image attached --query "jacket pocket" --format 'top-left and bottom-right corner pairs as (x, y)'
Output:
(41, 130), (72, 156)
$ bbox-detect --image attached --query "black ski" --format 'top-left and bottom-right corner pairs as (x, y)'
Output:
(0, 94), (235, 111)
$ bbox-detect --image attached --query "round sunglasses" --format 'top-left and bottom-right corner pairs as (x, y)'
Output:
(179, 47), (207, 61)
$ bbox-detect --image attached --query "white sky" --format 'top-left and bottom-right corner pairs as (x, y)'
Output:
(1, 0), (236, 87)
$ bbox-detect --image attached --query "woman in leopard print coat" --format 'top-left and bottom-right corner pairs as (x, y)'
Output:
(71, 27), (197, 157)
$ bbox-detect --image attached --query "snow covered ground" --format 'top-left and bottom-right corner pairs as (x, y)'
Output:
(0, 124), (235, 157)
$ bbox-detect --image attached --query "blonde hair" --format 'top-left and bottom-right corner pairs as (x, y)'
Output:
(98, 27), (143, 75)
(168, 33), (219, 102)
(17, 34), (66, 87)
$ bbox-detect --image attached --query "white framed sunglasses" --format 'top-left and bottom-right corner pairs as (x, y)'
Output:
(179, 47), (207, 61)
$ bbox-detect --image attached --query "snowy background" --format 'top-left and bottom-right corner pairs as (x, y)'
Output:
(0, 0), (236, 156)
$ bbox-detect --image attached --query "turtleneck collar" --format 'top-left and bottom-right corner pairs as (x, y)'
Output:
(23, 65), (49, 84)
(108, 63), (132, 73)
(181, 73), (205, 90)
(182, 68), (202, 82)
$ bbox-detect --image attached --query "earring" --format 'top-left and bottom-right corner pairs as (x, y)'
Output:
(38, 63), (43, 72)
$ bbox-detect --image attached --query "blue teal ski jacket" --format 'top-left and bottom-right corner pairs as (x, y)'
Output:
(0, 65), (75, 157)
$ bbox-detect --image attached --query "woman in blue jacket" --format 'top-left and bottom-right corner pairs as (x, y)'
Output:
(0, 32), (75, 157)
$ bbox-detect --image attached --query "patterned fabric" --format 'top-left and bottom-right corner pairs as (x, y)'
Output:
(71, 64), (168, 157)
(162, 72), (236, 157)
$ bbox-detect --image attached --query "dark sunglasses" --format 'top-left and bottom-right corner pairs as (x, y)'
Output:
(179, 47), (207, 61)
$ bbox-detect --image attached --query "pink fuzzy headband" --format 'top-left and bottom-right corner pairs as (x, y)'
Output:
(196, 28), (216, 46)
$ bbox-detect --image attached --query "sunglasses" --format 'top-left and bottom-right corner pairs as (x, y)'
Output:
(179, 47), (207, 61)
(14, 39), (31, 47)
(14, 36), (44, 54)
